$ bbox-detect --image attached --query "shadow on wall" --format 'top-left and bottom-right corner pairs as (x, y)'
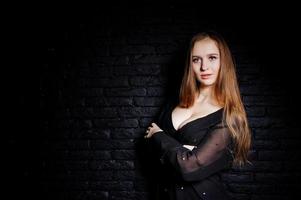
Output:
(134, 44), (188, 199)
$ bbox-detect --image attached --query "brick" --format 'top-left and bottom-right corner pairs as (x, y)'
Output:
(90, 181), (133, 190)
(89, 170), (114, 181)
(86, 97), (133, 106)
(133, 55), (173, 64)
(227, 192), (250, 200)
(112, 150), (136, 159)
(114, 56), (130, 65)
(134, 97), (164, 106)
(236, 66), (261, 74)
(221, 173), (253, 183)
(127, 36), (148, 44)
(90, 139), (134, 150)
(109, 191), (136, 200)
(62, 181), (89, 190)
(139, 118), (154, 128)
(112, 64), (163, 76)
(95, 56), (117, 65)
(85, 191), (109, 200)
(111, 128), (144, 139)
(243, 96), (284, 106)
(146, 36), (175, 44)
(266, 106), (288, 116)
(129, 76), (166, 86)
(93, 119), (139, 128)
(248, 117), (285, 128)
(81, 77), (129, 87)
(113, 170), (136, 180)
(147, 87), (165, 96)
(118, 107), (159, 117)
(45, 160), (89, 171)
(110, 45), (155, 55)
(280, 140), (301, 149)
(92, 107), (118, 118)
(258, 150), (286, 161)
(80, 129), (111, 139)
(252, 140), (280, 150)
(66, 150), (111, 160)
(245, 106), (265, 117)
(240, 84), (286, 95)
(135, 64), (162, 75)
(237, 74), (259, 85)
(283, 161), (301, 171)
(90, 160), (134, 170)
(251, 195), (284, 200)
(53, 140), (90, 150)
(231, 161), (282, 172)
(254, 128), (288, 139)
(228, 183), (274, 194)
(92, 150), (112, 160)
(255, 173), (293, 183)
(79, 88), (103, 97)
(105, 88), (146, 96)
(156, 44), (179, 54)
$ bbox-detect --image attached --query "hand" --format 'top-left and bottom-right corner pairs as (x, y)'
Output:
(144, 122), (163, 139)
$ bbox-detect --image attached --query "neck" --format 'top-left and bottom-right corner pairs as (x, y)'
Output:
(195, 86), (214, 104)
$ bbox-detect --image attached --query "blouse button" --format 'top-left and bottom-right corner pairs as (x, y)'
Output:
(180, 186), (184, 190)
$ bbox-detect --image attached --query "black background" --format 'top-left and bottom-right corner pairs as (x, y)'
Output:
(9, 2), (301, 200)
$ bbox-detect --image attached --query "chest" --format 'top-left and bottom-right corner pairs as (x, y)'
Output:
(167, 105), (223, 146)
(171, 105), (220, 131)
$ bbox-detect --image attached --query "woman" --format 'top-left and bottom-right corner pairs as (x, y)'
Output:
(144, 31), (251, 200)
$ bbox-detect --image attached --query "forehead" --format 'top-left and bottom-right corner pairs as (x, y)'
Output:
(192, 38), (219, 55)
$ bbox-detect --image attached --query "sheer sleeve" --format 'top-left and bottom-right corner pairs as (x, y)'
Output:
(150, 124), (234, 182)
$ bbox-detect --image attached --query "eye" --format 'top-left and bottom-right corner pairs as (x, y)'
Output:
(208, 56), (217, 61)
(192, 58), (201, 63)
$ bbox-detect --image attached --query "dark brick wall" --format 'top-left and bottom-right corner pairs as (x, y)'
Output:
(38, 4), (300, 200)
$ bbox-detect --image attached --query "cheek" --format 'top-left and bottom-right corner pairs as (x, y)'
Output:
(212, 62), (220, 72)
(191, 64), (199, 73)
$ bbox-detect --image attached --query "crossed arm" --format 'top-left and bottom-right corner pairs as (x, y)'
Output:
(145, 123), (233, 181)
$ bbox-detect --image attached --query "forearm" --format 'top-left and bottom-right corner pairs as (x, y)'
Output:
(149, 130), (233, 182)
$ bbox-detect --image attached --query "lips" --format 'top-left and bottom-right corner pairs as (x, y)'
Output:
(200, 74), (212, 79)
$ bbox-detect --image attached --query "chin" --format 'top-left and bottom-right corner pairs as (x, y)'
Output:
(199, 80), (215, 86)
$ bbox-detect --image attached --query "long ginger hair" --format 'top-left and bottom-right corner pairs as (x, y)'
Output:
(179, 31), (251, 166)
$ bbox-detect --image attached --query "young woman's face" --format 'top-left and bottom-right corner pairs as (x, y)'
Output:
(191, 38), (221, 87)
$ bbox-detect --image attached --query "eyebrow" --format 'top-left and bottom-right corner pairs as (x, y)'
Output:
(192, 53), (219, 57)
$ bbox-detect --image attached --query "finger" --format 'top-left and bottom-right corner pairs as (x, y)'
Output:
(151, 123), (158, 128)
(145, 128), (154, 138)
(144, 129), (150, 138)
(144, 132), (151, 138)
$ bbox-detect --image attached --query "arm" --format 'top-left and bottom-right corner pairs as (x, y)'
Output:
(149, 124), (234, 182)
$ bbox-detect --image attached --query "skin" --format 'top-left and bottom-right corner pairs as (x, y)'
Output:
(145, 38), (221, 138)
(191, 37), (220, 88)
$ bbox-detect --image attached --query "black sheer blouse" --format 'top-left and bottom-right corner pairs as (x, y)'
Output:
(148, 100), (234, 200)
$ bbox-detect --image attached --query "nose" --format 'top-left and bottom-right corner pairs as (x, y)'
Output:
(200, 61), (209, 71)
